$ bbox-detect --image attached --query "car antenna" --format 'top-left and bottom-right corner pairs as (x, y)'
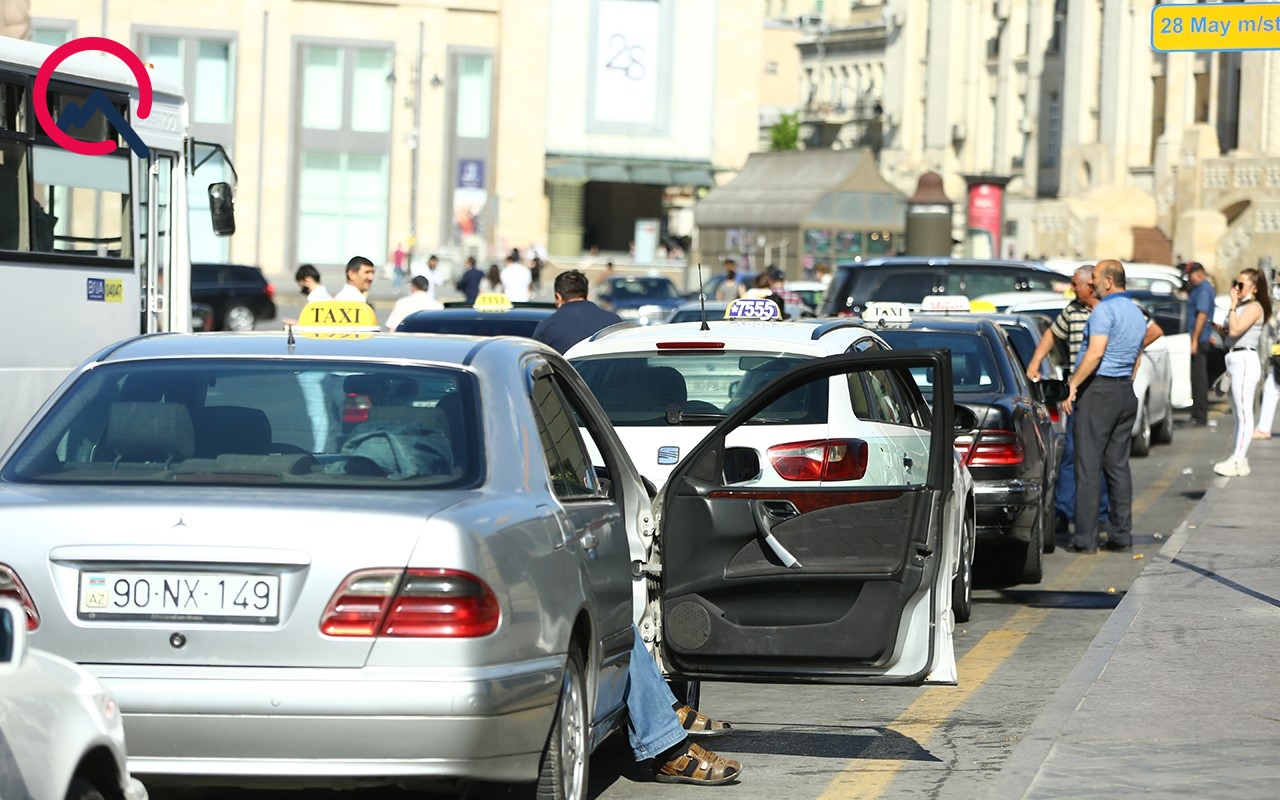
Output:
(286, 322), (295, 348)
(697, 263), (710, 331)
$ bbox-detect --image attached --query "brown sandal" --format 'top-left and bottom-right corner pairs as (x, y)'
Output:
(675, 704), (733, 737)
(655, 742), (743, 785)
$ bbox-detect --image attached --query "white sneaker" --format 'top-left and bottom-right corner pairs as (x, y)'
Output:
(1213, 457), (1241, 477)
(1237, 458), (1251, 477)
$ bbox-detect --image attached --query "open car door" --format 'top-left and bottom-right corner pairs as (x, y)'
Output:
(655, 350), (957, 684)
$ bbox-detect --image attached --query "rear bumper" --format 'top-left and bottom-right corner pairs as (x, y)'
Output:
(90, 659), (563, 786)
(974, 479), (1042, 541)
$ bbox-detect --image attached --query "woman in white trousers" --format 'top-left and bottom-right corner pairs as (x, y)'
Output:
(1214, 267), (1270, 477)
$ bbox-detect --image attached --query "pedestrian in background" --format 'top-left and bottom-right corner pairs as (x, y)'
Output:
(1186, 262), (1216, 426)
(384, 275), (444, 331)
(479, 263), (503, 295)
(500, 253), (533, 302)
(420, 254), (444, 301)
(1253, 302), (1280, 441)
(334, 256), (376, 302)
(1213, 267), (1271, 476)
(455, 256), (483, 305)
(391, 243), (407, 295)
(295, 263), (330, 304)
(1063, 260), (1148, 554)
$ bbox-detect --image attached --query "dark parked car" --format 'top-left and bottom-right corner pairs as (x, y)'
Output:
(878, 316), (1065, 585)
(396, 302), (557, 337)
(191, 263), (277, 332)
(820, 257), (1071, 316)
(598, 276), (683, 325)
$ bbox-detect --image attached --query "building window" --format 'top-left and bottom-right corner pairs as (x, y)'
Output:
(1045, 91), (1061, 167)
(30, 22), (74, 46)
(294, 41), (393, 267)
(139, 31), (237, 263)
(456, 55), (492, 139)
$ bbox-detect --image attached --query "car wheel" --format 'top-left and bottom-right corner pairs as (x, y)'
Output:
(65, 777), (106, 800)
(951, 511), (974, 623)
(1152, 406), (1175, 445)
(224, 304), (256, 332)
(1131, 399), (1151, 457)
(533, 647), (588, 800)
(1006, 509), (1045, 585)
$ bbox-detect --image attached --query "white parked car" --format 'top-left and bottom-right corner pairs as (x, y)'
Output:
(565, 301), (979, 621)
(0, 598), (147, 800)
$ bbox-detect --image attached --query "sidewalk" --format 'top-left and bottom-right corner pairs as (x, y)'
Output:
(997, 425), (1280, 797)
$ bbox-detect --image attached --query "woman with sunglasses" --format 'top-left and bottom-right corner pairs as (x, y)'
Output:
(1213, 268), (1272, 476)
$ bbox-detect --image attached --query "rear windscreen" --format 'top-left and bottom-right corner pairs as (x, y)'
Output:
(4, 360), (481, 488)
(398, 315), (543, 337)
(881, 331), (1003, 395)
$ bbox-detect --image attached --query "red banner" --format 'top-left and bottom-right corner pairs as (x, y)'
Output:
(967, 182), (1005, 257)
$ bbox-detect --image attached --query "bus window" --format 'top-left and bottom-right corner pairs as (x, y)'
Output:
(31, 145), (131, 258)
(0, 141), (27, 251)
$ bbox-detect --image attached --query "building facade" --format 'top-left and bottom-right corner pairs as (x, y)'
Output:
(791, 0), (1280, 280)
(22, 0), (764, 281)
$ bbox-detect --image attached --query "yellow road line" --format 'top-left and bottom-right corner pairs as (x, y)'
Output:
(818, 543), (1113, 799)
(1130, 456), (1186, 520)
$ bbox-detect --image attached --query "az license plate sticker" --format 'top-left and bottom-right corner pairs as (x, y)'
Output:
(78, 571), (281, 622)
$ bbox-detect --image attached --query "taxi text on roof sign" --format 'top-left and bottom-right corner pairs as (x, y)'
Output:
(473, 293), (514, 313)
(920, 296), (972, 313)
(862, 302), (912, 328)
(725, 298), (782, 321)
(293, 300), (380, 339)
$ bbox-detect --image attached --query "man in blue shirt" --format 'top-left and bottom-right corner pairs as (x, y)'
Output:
(1062, 260), (1149, 553)
(1185, 262), (1216, 425)
(533, 269), (623, 354)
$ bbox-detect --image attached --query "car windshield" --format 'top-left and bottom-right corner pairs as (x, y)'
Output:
(880, 331), (1004, 395)
(3, 360), (481, 488)
(572, 352), (826, 426)
(606, 278), (679, 301)
(668, 305), (728, 324)
(397, 314), (544, 336)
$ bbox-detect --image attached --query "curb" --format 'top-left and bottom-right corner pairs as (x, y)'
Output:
(992, 472), (1230, 798)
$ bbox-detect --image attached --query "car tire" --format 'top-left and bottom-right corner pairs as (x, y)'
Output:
(952, 511), (974, 623)
(65, 777), (106, 800)
(1152, 406), (1175, 445)
(1006, 509), (1045, 585)
(224, 303), (256, 332)
(532, 647), (588, 800)
(1131, 399), (1151, 457)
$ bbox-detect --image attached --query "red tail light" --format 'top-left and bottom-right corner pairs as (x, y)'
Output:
(321, 568), (500, 638)
(0, 564), (39, 631)
(767, 439), (869, 481)
(343, 393), (372, 424)
(955, 430), (1024, 466)
(1048, 404), (1061, 423)
(265, 282), (276, 301)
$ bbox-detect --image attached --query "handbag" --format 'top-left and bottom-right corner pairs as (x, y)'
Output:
(1213, 370), (1231, 397)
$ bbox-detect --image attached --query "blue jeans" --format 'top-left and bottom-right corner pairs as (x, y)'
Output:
(1055, 411), (1109, 523)
(625, 626), (687, 761)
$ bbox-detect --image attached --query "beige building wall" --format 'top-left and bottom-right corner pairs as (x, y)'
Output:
(30, 0), (536, 282)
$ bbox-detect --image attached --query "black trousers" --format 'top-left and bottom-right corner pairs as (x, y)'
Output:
(1191, 349), (1209, 423)
(1074, 377), (1139, 550)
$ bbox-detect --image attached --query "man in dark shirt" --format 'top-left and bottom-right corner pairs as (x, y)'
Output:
(1185, 262), (1216, 425)
(455, 256), (484, 305)
(533, 269), (623, 354)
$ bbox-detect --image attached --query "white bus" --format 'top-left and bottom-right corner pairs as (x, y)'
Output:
(0, 37), (235, 451)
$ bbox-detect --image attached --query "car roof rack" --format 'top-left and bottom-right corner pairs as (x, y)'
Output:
(588, 320), (642, 342)
(809, 319), (866, 340)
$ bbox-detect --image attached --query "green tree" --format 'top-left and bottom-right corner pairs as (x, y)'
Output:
(769, 112), (801, 151)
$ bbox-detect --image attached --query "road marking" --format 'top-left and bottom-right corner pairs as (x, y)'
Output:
(1130, 456), (1186, 520)
(818, 555), (1106, 799)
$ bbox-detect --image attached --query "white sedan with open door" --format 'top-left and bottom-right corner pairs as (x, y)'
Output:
(647, 349), (960, 686)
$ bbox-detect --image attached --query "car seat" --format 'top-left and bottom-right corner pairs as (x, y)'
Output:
(193, 406), (273, 458)
(95, 402), (195, 463)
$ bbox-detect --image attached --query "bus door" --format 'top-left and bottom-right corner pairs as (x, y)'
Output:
(138, 151), (175, 332)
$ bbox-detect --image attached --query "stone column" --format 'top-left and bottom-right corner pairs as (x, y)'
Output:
(546, 179), (586, 258)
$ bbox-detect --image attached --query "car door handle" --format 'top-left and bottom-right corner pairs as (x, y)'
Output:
(581, 531), (599, 551)
(750, 500), (803, 569)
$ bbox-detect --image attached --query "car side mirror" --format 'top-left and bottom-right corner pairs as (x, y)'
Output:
(723, 447), (761, 484)
(208, 182), (236, 237)
(1035, 379), (1070, 404)
(0, 599), (27, 674)
(953, 404), (979, 432)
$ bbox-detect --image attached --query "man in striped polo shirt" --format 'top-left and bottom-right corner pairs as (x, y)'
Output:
(1028, 264), (1108, 540)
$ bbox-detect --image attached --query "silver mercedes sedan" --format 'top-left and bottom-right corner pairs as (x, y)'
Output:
(0, 320), (962, 795)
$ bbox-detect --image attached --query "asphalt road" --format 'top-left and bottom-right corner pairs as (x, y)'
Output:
(145, 406), (1227, 800)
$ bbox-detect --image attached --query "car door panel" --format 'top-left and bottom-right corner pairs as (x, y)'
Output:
(658, 350), (954, 684)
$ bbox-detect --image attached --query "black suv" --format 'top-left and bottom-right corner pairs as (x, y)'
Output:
(820, 257), (1071, 316)
(191, 263), (277, 331)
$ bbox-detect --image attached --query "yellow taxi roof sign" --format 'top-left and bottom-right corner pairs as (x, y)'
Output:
(294, 300), (380, 339)
(862, 302), (912, 327)
(474, 293), (514, 312)
(969, 299), (998, 313)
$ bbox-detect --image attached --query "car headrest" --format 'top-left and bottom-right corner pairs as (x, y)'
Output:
(193, 406), (272, 457)
(98, 402), (195, 463)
